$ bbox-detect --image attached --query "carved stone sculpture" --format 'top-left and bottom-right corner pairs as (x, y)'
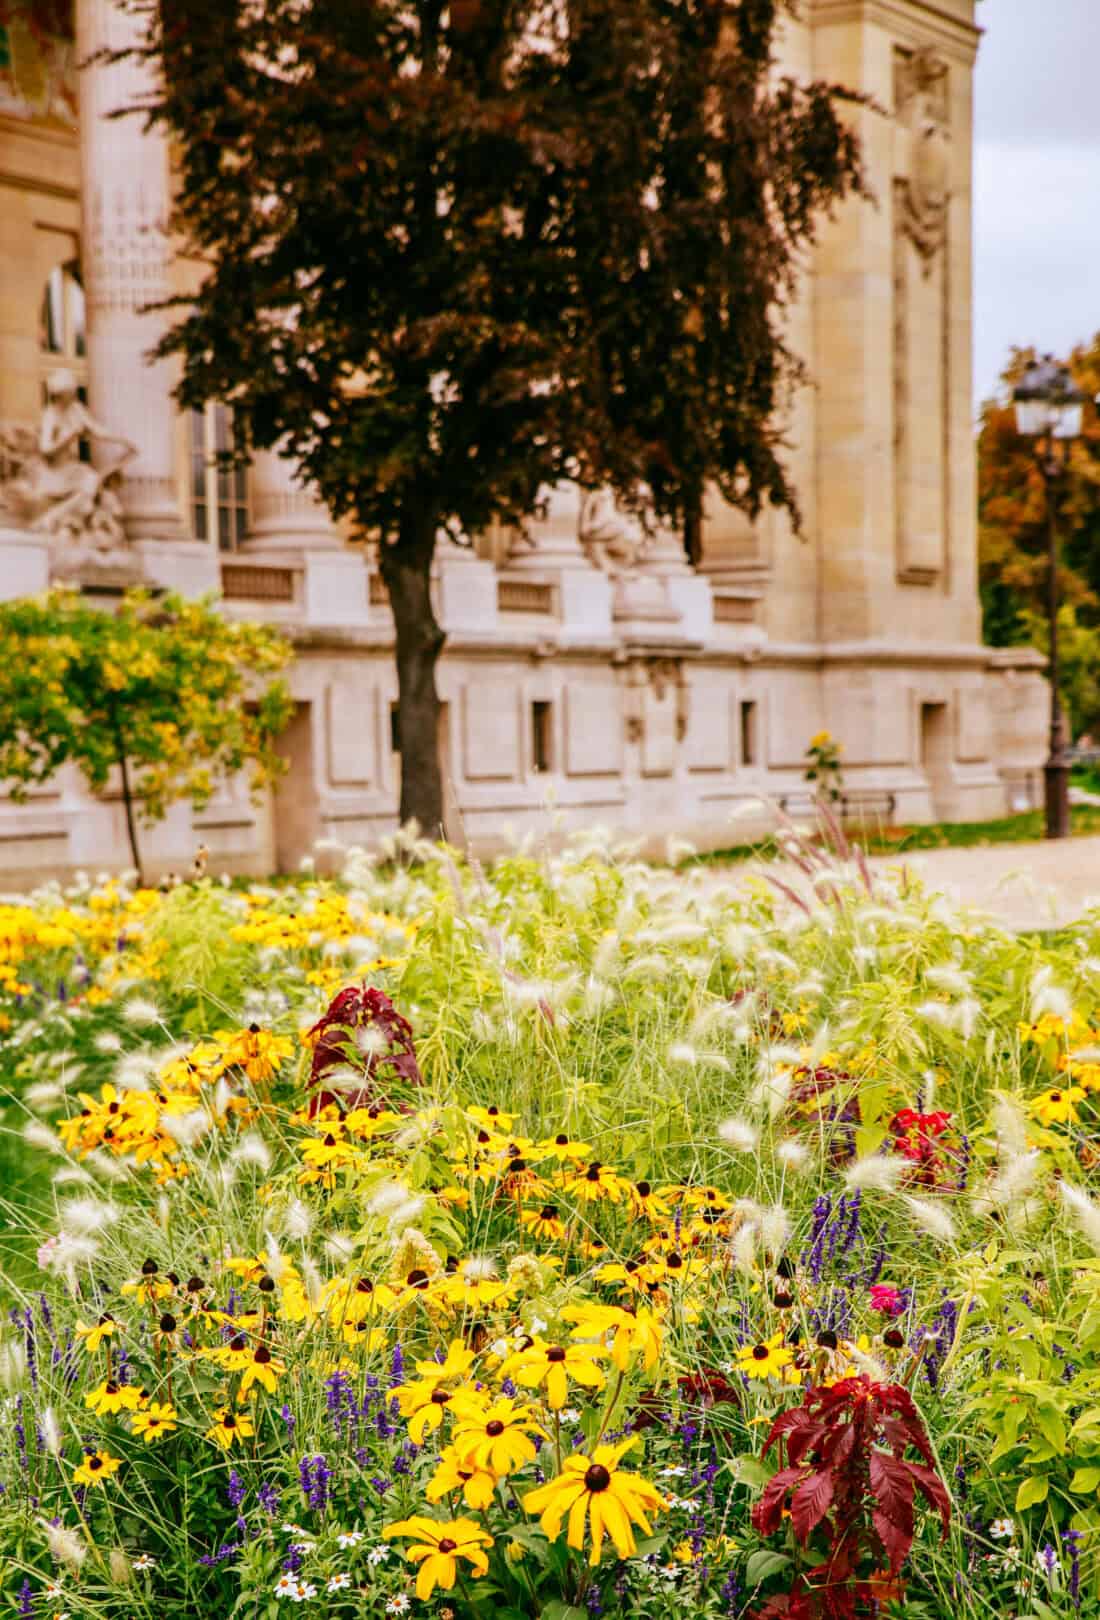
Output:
(0, 367), (137, 570)
(577, 489), (656, 577)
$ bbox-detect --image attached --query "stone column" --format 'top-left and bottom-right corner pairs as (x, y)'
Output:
(245, 448), (340, 551)
(76, 0), (185, 544)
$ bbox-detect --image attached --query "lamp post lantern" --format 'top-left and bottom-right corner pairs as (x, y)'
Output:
(1011, 356), (1087, 840)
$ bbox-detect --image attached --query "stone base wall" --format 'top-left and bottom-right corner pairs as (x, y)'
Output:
(0, 531), (1048, 884)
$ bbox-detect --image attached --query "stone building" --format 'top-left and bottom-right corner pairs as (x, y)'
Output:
(0, 0), (1046, 880)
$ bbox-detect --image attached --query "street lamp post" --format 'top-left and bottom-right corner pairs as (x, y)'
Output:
(1011, 356), (1087, 840)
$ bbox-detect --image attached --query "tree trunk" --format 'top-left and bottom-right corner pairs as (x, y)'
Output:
(109, 711), (145, 885)
(379, 517), (447, 840)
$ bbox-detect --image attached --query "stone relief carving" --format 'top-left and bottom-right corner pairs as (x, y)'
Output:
(0, 367), (137, 570)
(895, 47), (950, 268)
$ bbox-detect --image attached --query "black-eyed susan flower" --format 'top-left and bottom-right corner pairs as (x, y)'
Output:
(519, 1204), (567, 1243)
(735, 1331), (794, 1380)
(83, 1379), (143, 1417)
(382, 1517), (493, 1601)
(563, 1302), (664, 1372)
(536, 1132), (593, 1164)
(239, 1342), (285, 1396)
(425, 1445), (498, 1511)
(561, 1161), (629, 1204)
(131, 1401), (178, 1443)
(223, 1024), (295, 1084)
(205, 1406), (255, 1449)
(438, 1262), (515, 1311)
(524, 1440), (666, 1565)
(627, 1180), (671, 1222)
(72, 1449), (121, 1488)
(1030, 1086), (1086, 1126)
(75, 1314), (117, 1354)
(451, 1396), (544, 1476)
(500, 1337), (608, 1411)
(467, 1104), (517, 1132)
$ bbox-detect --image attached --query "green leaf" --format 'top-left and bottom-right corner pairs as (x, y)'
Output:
(1016, 1475), (1050, 1511)
(1070, 1466), (1100, 1492)
(745, 1550), (793, 1587)
(540, 1604), (586, 1620)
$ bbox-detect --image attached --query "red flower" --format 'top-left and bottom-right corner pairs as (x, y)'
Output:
(868, 1284), (906, 1318)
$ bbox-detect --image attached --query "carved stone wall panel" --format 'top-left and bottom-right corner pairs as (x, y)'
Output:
(463, 681), (521, 782)
(565, 681), (623, 777)
(326, 674), (376, 787)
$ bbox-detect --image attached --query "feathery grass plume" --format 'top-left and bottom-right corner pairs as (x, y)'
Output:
(39, 1405), (62, 1454)
(121, 996), (162, 1027)
(1060, 1182), (1100, 1252)
(325, 1232), (356, 1263)
(749, 1065), (793, 1119)
(776, 1138), (811, 1173)
(992, 1094), (1030, 1159)
(667, 1042), (698, 1067)
(24, 1081), (64, 1108)
(1028, 965), (1073, 1024)
(231, 1133), (273, 1172)
(732, 1222), (757, 1276)
(57, 1197), (119, 1235)
(0, 1338), (26, 1387)
(924, 963), (973, 996)
(109, 1548), (133, 1585)
(41, 1230), (100, 1288)
(41, 1518), (87, 1571)
(759, 1204), (791, 1258)
(845, 1156), (905, 1193)
(301, 1256), (325, 1313)
(23, 1119), (61, 1153)
(717, 1117), (759, 1154)
(902, 1195), (957, 1243)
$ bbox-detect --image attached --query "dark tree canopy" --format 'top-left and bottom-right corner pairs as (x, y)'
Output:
(127, 0), (863, 832)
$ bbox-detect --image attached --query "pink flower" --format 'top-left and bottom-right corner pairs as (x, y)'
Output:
(869, 1284), (906, 1318)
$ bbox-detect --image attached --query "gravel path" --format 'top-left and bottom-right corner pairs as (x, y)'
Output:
(857, 835), (1100, 932)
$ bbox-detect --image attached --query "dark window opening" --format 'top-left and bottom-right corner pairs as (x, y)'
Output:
(532, 700), (553, 774)
(740, 700), (758, 767)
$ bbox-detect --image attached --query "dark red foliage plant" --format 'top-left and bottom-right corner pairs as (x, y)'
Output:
(306, 986), (422, 1113)
(749, 1376), (950, 1620)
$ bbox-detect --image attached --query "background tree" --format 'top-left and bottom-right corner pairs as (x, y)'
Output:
(978, 339), (1100, 729)
(129, 0), (863, 834)
(0, 589), (293, 883)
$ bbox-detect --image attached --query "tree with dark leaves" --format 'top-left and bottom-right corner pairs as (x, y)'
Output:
(123, 0), (863, 834)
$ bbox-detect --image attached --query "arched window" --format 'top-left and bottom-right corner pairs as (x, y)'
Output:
(190, 404), (249, 551)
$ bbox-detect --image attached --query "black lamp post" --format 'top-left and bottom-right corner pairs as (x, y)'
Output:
(1011, 356), (1086, 840)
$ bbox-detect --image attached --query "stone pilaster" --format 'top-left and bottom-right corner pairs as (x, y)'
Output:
(76, 0), (185, 544)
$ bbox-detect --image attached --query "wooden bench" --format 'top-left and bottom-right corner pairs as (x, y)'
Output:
(778, 791), (897, 823)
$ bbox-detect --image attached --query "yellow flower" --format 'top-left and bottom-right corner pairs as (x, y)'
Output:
(561, 1161), (629, 1204)
(222, 1024), (296, 1084)
(83, 1380), (143, 1417)
(426, 1445), (498, 1511)
(131, 1401), (178, 1443)
(518, 1203), (567, 1243)
(524, 1440), (667, 1566)
(72, 1449), (121, 1488)
(239, 1343), (285, 1396)
(736, 1332), (793, 1380)
(1030, 1086), (1086, 1126)
(75, 1315), (117, 1354)
(452, 1397), (544, 1477)
(205, 1406), (255, 1449)
(382, 1516), (493, 1601)
(563, 1303), (663, 1371)
(500, 1337), (608, 1411)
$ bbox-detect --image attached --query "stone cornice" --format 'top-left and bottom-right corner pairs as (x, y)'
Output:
(810, 0), (980, 61)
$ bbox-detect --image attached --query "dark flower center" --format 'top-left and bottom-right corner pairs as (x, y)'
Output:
(751, 1344), (770, 1361)
(323, 1133), (337, 1147)
(223, 1415), (237, 1429)
(431, 1389), (451, 1405)
(1050, 1092), (1062, 1102)
(159, 1314), (177, 1334)
(249, 1022), (260, 1034)
(817, 1330), (839, 1351)
(356, 1278), (374, 1293)
(105, 1381), (119, 1394)
(585, 1163), (602, 1181)
(407, 1269), (429, 1289)
(437, 1538), (457, 1554)
(555, 1134), (569, 1145)
(539, 1205), (559, 1221)
(89, 1456), (103, 1471)
(773, 1291), (795, 1309)
(141, 1258), (158, 1275)
(584, 1464), (612, 1492)
(259, 1275), (275, 1293)
(254, 1344), (272, 1364)
(230, 1334), (247, 1351)
(636, 1181), (651, 1198)
(187, 1276), (205, 1292)
(486, 1420), (505, 1437)
(666, 1252), (683, 1269)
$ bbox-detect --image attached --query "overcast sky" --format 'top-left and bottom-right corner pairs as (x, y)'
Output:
(973, 0), (1100, 407)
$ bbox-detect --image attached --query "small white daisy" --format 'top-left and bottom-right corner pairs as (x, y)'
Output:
(989, 1518), (1016, 1541)
(132, 1554), (156, 1572)
(327, 1574), (351, 1593)
(559, 1407), (581, 1425)
(274, 1574), (300, 1599)
(386, 1597), (411, 1616)
(366, 1544), (391, 1566)
(44, 1584), (63, 1601)
(337, 1530), (364, 1549)
(293, 1583), (317, 1602)
(282, 1522), (307, 1537)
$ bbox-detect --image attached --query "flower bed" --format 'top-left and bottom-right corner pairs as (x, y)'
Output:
(3, 832), (1100, 1617)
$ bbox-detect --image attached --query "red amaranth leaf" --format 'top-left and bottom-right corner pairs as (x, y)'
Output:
(306, 985), (421, 1112)
(790, 1467), (835, 1542)
(904, 1460), (952, 1538)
